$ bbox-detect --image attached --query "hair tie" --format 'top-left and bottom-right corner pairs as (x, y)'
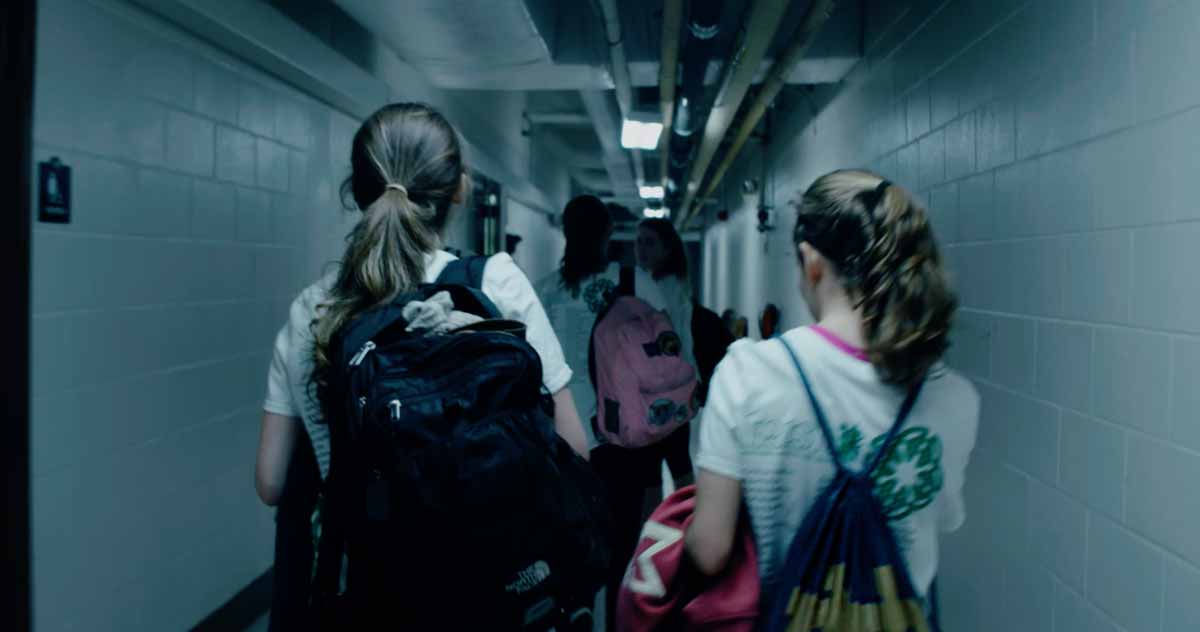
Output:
(385, 183), (408, 197)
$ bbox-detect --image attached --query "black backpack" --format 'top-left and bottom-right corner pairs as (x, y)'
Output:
(689, 302), (734, 406)
(312, 256), (611, 631)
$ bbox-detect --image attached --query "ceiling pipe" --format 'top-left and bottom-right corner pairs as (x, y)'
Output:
(658, 0), (684, 189)
(527, 112), (592, 127)
(675, 0), (791, 227)
(688, 0), (840, 227)
(572, 168), (614, 192)
(664, 0), (724, 209)
(597, 0), (633, 118)
(673, 1), (724, 138)
(593, 0), (646, 199)
(579, 90), (637, 197)
(632, 149), (646, 190)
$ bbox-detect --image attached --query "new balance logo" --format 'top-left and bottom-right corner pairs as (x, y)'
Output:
(506, 561), (551, 594)
(623, 521), (682, 598)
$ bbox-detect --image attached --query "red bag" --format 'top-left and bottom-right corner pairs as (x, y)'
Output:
(616, 485), (759, 631)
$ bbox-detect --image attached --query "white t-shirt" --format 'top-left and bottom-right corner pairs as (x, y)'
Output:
(535, 263), (621, 449)
(263, 251), (573, 478)
(696, 326), (978, 594)
(634, 268), (697, 374)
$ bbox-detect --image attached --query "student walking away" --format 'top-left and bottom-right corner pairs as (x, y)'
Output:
(254, 103), (606, 630)
(690, 302), (734, 407)
(685, 170), (978, 630)
(535, 195), (621, 632)
(535, 195), (620, 451)
(589, 218), (699, 631)
(265, 429), (321, 632)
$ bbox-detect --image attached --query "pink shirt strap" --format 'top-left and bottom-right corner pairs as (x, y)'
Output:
(809, 325), (869, 362)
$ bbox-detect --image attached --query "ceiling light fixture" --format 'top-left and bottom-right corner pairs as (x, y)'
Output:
(621, 119), (664, 150)
(639, 185), (665, 200)
(643, 207), (669, 219)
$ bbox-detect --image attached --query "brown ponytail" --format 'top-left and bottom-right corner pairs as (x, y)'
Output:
(794, 170), (957, 387)
(311, 103), (465, 391)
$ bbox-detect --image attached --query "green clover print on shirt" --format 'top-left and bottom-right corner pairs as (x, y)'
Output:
(584, 277), (618, 313)
(837, 424), (944, 521)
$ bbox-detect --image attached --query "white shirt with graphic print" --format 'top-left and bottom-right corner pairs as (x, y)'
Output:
(696, 326), (978, 595)
(535, 263), (622, 449)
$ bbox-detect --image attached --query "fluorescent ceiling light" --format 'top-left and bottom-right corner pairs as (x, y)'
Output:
(639, 185), (665, 200)
(621, 119), (664, 150)
(643, 207), (669, 219)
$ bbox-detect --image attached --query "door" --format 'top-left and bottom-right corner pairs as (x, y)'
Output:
(1, 0), (35, 629)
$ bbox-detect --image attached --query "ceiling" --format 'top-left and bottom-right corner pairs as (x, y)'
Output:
(330, 0), (863, 226)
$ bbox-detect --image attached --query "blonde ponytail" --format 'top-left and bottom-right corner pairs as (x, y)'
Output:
(794, 170), (957, 387)
(859, 183), (956, 386)
(311, 103), (465, 394)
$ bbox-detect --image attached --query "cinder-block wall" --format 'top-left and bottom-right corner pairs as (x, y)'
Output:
(703, 1), (1200, 630)
(28, 0), (568, 629)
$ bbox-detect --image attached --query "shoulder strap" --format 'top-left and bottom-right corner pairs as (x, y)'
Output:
(436, 254), (489, 289)
(778, 338), (924, 477)
(618, 265), (635, 296)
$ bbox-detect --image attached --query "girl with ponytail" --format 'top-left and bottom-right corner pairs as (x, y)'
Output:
(684, 170), (978, 607)
(255, 103), (587, 506)
(535, 195), (616, 449)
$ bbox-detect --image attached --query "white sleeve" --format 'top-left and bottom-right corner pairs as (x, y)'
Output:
(263, 323), (298, 417)
(482, 253), (573, 394)
(938, 380), (980, 532)
(695, 344), (749, 479)
(634, 267), (667, 310)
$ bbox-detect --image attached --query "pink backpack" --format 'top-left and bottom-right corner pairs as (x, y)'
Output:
(589, 286), (698, 448)
(616, 485), (760, 631)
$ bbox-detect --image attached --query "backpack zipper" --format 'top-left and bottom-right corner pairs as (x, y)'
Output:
(349, 341), (376, 367)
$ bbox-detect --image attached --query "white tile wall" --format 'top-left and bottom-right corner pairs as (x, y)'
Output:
(1058, 412), (1124, 520)
(703, 0), (1200, 628)
(30, 0), (569, 630)
(1087, 514), (1164, 632)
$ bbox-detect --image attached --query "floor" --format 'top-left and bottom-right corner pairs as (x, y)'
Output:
(245, 614), (269, 632)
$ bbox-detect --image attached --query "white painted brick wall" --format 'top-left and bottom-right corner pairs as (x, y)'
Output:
(29, 0), (571, 630)
(703, 0), (1200, 629)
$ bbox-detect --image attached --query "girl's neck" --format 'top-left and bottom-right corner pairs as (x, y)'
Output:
(814, 305), (867, 350)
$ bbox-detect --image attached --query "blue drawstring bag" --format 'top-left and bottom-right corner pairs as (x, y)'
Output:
(762, 339), (936, 632)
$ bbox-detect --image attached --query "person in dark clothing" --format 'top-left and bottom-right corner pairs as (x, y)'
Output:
(691, 302), (736, 406)
(268, 432), (320, 632)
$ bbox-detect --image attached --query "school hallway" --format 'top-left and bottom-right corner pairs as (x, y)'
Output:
(6, 0), (1200, 630)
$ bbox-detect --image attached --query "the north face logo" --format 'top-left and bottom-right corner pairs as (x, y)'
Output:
(506, 561), (552, 594)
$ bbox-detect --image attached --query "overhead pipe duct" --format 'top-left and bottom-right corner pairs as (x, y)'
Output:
(689, 0), (840, 227)
(592, 0), (645, 200)
(527, 112), (592, 127)
(572, 168), (614, 192)
(598, 0), (633, 118)
(658, 0), (684, 189)
(664, 0), (724, 209)
(673, 1), (724, 138)
(580, 90), (637, 197)
(676, 0), (792, 226)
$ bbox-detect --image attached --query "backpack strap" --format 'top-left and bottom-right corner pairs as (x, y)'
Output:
(436, 254), (489, 289)
(587, 265), (635, 391)
(778, 338), (923, 477)
(618, 265), (635, 296)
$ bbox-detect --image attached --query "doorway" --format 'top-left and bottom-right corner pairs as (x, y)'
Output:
(2, 0), (35, 629)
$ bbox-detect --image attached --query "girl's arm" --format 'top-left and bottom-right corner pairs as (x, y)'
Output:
(685, 468), (742, 575)
(256, 412), (301, 506)
(551, 387), (590, 459)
